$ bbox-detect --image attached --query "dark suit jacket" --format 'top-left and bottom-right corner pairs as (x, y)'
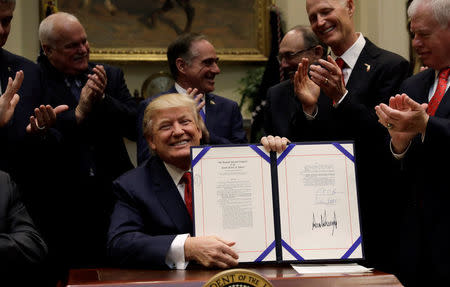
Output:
(0, 170), (47, 270)
(290, 38), (410, 270)
(31, 55), (137, 269)
(394, 69), (450, 286)
(136, 86), (247, 164)
(107, 156), (192, 268)
(264, 80), (302, 138)
(0, 49), (47, 182)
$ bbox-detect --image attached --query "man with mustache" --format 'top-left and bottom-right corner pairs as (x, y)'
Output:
(375, 0), (450, 285)
(36, 12), (137, 280)
(264, 25), (326, 138)
(136, 33), (247, 165)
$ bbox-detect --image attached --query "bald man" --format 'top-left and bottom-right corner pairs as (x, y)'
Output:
(35, 12), (137, 279)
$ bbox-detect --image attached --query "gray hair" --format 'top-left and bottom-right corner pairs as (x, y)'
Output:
(39, 12), (80, 46)
(408, 0), (450, 28)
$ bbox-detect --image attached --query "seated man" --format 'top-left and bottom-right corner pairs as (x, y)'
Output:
(136, 33), (247, 165)
(108, 93), (239, 269)
(0, 170), (47, 281)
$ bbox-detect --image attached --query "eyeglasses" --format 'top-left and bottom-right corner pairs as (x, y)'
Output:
(277, 47), (314, 64)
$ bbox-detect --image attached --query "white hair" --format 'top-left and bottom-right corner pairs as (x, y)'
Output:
(408, 0), (450, 28)
(39, 12), (80, 46)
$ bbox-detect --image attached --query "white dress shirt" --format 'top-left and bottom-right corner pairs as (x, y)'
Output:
(331, 33), (366, 106)
(163, 162), (191, 269)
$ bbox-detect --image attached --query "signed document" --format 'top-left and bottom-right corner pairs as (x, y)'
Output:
(191, 142), (362, 263)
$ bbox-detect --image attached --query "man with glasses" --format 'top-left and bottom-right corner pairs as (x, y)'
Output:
(136, 33), (247, 165)
(264, 25), (327, 138)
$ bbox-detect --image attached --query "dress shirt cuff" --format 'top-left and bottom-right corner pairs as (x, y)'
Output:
(304, 105), (318, 120)
(333, 90), (348, 108)
(165, 233), (190, 269)
(390, 139), (411, 160)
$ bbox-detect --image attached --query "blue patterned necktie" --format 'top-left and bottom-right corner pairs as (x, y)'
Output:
(67, 77), (83, 101)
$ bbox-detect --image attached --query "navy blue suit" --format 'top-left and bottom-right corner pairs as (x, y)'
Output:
(393, 69), (450, 286)
(0, 49), (47, 182)
(107, 156), (192, 268)
(136, 86), (247, 164)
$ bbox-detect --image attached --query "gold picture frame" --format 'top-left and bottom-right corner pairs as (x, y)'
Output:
(39, 0), (270, 62)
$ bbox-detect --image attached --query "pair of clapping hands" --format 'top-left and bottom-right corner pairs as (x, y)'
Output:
(260, 93), (429, 155)
(0, 65), (108, 132)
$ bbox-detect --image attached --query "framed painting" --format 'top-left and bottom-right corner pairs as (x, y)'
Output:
(39, 0), (271, 62)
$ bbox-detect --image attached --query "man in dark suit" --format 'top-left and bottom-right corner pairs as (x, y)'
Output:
(108, 93), (239, 269)
(375, 0), (450, 285)
(34, 11), (137, 279)
(136, 33), (247, 165)
(0, 170), (48, 283)
(264, 0), (410, 272)
(264, 25), (326, 138)
(0, 0), (67, 183)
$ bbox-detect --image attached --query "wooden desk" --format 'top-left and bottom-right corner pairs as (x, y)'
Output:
(64, 264), (403, 287)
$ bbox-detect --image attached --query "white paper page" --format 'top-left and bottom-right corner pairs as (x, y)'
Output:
(191, 145), (276, 262)
(291, 263), (372, 274)
(278, 143), (362, 260)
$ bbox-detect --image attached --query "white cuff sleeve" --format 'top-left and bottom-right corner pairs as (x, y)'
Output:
(390, 139), (411, 160)
(165, 233), (190, 269)
(304, 105), (318, 120)
(333, 90), (348, 108)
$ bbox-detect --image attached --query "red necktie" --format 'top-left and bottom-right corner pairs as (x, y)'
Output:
(427, 68), (450, 116)
(181, 172), (193, 220)
(335, 57), (346, 86)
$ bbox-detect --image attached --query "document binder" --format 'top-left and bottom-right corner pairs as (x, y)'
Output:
(191, 141), (363, 263)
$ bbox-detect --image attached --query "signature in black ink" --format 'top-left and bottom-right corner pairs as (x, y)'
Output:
(312, 210), (338, 235)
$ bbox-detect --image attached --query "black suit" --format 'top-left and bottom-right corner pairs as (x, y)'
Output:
(136, 86), (247, 165)
(393, 69), (450, 286)
(0, 49), (47, 182)
(0, 170), (47, 283)
(32, 55), (137, 276)
(291, 39), (410, 271)
(107, 156), (192, 268)
(264, 80), (302, 138)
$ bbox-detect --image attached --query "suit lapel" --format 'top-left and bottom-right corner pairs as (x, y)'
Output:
(148, 157), (192, 233)
(205, 93), (216, 130)
(416, 70), (435, 104)
(0, 49), (14, 94)
(345, 40), (376, 93)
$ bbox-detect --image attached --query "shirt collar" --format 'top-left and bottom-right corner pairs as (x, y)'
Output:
(331, 33), (366, 70)
(175, 82), (206, 101)
(164, 161), (189, 185)
(175, 82), (187, 94)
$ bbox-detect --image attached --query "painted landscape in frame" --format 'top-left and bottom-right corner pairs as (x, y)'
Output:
(40, 0), (270, 61)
